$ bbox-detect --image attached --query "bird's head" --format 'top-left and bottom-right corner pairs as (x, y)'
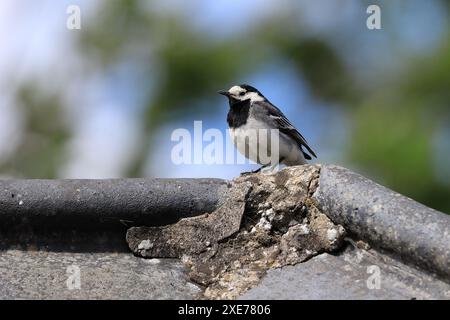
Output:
(218, 84), (266, 105)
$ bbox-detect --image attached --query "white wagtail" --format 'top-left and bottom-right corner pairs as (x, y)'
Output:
(219, 84), (316, 173)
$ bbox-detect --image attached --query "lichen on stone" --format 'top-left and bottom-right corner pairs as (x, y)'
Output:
(126, 165), (346, 299)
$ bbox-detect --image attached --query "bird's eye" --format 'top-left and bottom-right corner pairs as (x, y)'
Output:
(239, 92), (245, 96)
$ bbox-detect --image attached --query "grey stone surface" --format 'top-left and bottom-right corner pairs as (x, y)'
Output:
(126, 165), (347, 300)
(0, 178), (228, 229)
(1, 165), (449, 300)
(313, 165), (450, 281)
(240, 246), (450, 300)
(0, 250), (202, 299)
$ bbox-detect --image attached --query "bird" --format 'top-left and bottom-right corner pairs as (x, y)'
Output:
(218, 84), (316, 174)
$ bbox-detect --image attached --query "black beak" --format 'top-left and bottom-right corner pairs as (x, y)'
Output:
(218, 90), (230, 97)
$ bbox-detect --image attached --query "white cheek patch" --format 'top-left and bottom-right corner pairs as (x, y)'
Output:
(229, 86), (243, 96)
(245, 92), (264, 102)
(228, 85), (264, 102)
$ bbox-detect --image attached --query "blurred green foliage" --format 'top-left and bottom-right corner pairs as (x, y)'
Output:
(350, 40), (450, 211)
(0, 82), (69, 178)
(1, 0), (449, 213)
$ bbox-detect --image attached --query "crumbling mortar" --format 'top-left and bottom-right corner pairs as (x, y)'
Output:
(307, 165), (321, 198)
(126, 165), (346, 299)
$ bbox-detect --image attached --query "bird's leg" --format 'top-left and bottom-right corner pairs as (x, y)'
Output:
(240, 164), (270, 176)
(261, 163), (279, 174)
(252, 166), (265, 173)
(260, 157), (284, 175)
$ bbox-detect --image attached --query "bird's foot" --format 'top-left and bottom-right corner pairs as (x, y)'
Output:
(240, 166), (265, 176)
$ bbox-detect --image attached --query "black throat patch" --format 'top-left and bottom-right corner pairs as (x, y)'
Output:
(227, 98), (251, 128)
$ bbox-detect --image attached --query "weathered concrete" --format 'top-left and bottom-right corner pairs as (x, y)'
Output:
(240, 246), (450, 300)
(0, 178), (228, 229)
(126, 177), (251, 258)
(1, 164), (449, 299)
(127, 166), (346, 299)
(0, 250), (201, 299)
(313, 165), (450, 281)
(2, 245), (448, 300)
(0, 178), (229, 251)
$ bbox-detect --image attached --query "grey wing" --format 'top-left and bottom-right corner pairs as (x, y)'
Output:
(253, 101), (317, 159)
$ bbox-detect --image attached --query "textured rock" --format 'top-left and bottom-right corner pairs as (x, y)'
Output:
(2, 164), (449, 300)
(0, 250), (201, 299)
(241, 246), (450, 300)
(126, 180), (250, 258)
(313, 165), (450, 281)
(0, 178), (228, 230)
(127, 165), (346, 299)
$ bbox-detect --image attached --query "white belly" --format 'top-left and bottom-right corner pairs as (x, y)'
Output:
(229, 120), (306, 166)
(229, 126), (268, 164)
